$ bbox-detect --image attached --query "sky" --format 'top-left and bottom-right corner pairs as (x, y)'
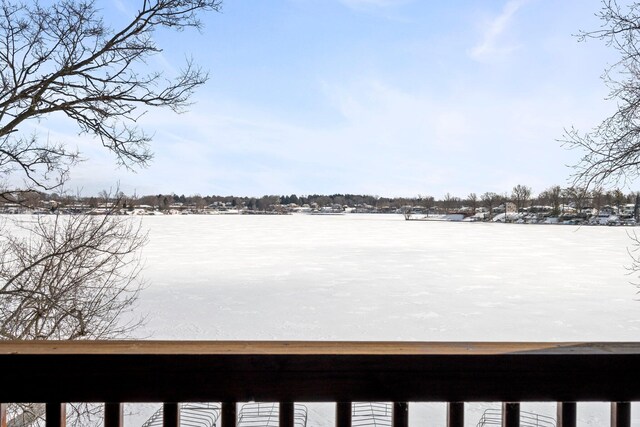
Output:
(33, 0), (625, 198)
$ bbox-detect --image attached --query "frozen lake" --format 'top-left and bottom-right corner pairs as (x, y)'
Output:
(126, 214), (639, 427)
(137, 213), (639, 342)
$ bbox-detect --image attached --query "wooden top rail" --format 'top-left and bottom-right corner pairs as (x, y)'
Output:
(1, 341), (640, 403)
(3, 341), (640, 355)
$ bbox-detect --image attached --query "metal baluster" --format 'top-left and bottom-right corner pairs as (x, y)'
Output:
(222, 402), (237, 427)
(393, 402), (408, 427)
(611, 402), (631, 427)
(163, 403), (179, 427)
(46, 403), (66, 427)
(502, 403), (519, 427)
(557, 402), (576, 427)
(336, 402), (352, 427)
(280, 402), (294, 427)
(447, 402), (464, 427)
(104, 403), (123, 427)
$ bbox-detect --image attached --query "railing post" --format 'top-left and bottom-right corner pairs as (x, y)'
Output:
(222, 402), (237, 427)
(336, 402), (352, 427)
(280, 402), (294, 427)
(611, 402), (631, 427)
(104, 403), (123, 427)
(502, 402), (519, 427)
(557, 402), (576, 427)
(1, 403), (6, 427)
(162, 403), (179, 427)
(393, 402), (408, 427)
(447, 402), (464, 427)
(46, 403), (66, 427)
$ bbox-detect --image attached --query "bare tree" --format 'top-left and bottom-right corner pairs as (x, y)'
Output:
(466, 192), (478, 213)
(423, 195), (435, 212)
(511, 184), (532, 212)
(563, 186), (588, 213)
(0, 0), (220, 330)
(612, 187), (627, 213)
(592, 186), (605, 212)
(0, 208), (146, 340)
(542, 185), (562, 216)
(563, 1), (640, 188)
(442, 192), (459, 214)
(0, 1), (220, 424)
(0, 194), (147, 427)
(480, 192), (500, 220)
(0, 0), (221, 199)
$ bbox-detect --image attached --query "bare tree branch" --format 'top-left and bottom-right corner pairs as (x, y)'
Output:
(0, 204), (148, 340)
(563, 1), (640, 189)
(0, 0), (221, 192)
(0, 2), (220, 423)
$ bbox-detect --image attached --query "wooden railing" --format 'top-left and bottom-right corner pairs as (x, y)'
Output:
(1, 341), (639, 427)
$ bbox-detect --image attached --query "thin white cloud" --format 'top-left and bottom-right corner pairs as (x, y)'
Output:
(61, 74), (602, 197)
(112, 0), (129, 14)
(57, 71), (609, 197)
(470, 0), (529, 61)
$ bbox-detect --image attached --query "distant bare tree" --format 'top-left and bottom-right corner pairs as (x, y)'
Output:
(561, 186), (588, 213)
(196, 194), (209, 210)
(542, 185), (562, 215)
(511, 184), (532, 212)
(481, 192), (500, 220)
(98, 190), (111, 207)
(612, 188), (627, 213)
(442, 192), (459, 214)
(591, 187), (605, 212)
(466, 192), (478, 213)
(423, 195), (435, 211)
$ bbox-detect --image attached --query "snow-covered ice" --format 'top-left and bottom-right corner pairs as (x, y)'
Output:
(136, 214), (639, 342)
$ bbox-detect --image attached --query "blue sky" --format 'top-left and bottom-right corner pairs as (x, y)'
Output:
(57, 0), (621, 197)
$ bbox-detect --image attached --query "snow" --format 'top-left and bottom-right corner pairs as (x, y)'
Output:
(117, 214), (640, 426)
(135, 214), (639, 342)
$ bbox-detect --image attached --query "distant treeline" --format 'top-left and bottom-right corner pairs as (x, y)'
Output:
(3, 185), (639, 215)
